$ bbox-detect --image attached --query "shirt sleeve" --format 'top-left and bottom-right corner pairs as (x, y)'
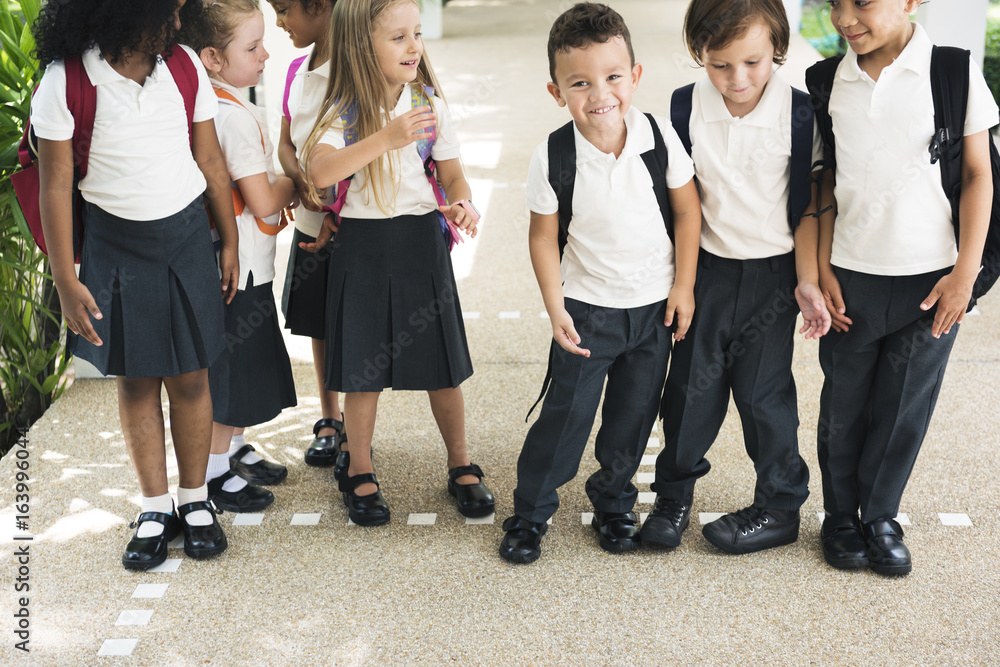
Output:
(318, 117), (346, 149)
(181, 45), (219, 123)
(526, 141), (558, 215)
(965, 58), (1000, 137)
(217, 105), (269, 181)
(655, 115), (695, 189)
(430, 95), (461, 161)
(29, 61), (74, 141)
(810, 117), (824, 170)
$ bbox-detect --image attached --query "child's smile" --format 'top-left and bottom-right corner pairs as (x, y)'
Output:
(828, 0), (921, 65)
(373, 1), (423, 94)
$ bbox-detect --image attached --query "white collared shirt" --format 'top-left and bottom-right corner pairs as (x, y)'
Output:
(287, 49), (333, 237)
(318, 85), (461, 219)
(689, 73), (823, 259)
(830, 23), (999, 276)
(30, 45), (218, 221)
(213, 79), (282, 290)
(526, 106), (695, 309)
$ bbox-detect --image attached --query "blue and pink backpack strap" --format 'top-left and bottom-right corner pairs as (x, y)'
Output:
(282, 55), (308, 122)
(411, 85), (460, 250)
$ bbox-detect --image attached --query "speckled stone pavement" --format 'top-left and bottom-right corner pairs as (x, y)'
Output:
(2, 1), (999, 664)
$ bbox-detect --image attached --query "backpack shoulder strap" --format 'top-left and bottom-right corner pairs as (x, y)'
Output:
(64, 57), (97, 178)
(929, 45), (970, 226)
(214, 87), (265, 151)
(641, 113), (674, 243)
(788, 87), (814, 231)
(670, 83), (694, 157)
(805, 55), (843, 174)
(547, 120), (576, 258)
(283, 54), (308, 122)
(162, 45), (199, 147)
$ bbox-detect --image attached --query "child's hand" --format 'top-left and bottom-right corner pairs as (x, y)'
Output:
(438, 203), (478, 238)
(292, 174), (325, 212)
(550, 308), (590, 357)
(58, 279), (103, 346)
(219, 244), (239, 304)
(299, 213), (339, 253)
(819, 269), (852, 333)
(382, 106), (436, 151)
(795, 281), (832, 339)
(665, 285), (695, 340)
(920, 271), (975, 338)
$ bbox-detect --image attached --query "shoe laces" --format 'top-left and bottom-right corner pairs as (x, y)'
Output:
(733, 507), (769, 536)
(651, 497), (688, 523)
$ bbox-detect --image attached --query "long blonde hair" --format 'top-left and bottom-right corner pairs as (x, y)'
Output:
(300, 0), (444, 215)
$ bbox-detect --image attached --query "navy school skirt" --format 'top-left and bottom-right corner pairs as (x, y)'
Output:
(324, 211), (473, 392)
(281, 228), (332, 340)
(209, 272), (297, 427)
(69, 197), (226, 379)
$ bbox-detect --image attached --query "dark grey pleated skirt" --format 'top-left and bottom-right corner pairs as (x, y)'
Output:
(324, 212), (473, 392)
(281, 228), (332, 339)
(209, 274), (297, 427)
(69, 197), (225, 378)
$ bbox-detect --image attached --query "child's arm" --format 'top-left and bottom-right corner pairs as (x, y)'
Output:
(794, 170), (833, 339)
(192, 119), (239, 302)
(308, 106), (436, 188)
(236, 173), (298, 219)
(920, 128), (993, 337)
(278, 117), (323, 213)
(529, 211), (590, 357)
(37, 138), (103, 346)
(435, 158), (478, 238)
(666, 178), (700, 340)
(817, 169), (852, 332)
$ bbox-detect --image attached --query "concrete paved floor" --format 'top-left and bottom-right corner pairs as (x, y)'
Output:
(2, 0), (999, 664)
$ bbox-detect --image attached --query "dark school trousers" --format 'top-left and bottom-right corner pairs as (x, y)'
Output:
(654, 250), (809, 511)
(512, 298), (672, 524)
(818, 266), (956, 522)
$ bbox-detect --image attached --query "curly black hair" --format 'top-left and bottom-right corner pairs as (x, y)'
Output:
(34, 0), (208, 66)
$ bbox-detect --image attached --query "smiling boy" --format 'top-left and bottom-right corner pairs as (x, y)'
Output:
(498, 2), (701, 564)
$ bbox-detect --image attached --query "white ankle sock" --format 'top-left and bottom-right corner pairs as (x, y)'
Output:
(136, 493), (174, 538)
(177, 485), (212, 526)
(206, 453), (232, 483)
(229, 435), (263, 464)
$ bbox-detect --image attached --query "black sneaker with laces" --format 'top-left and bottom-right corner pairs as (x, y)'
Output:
(702, 506), (799, 555)
(639, 496), (691, 548)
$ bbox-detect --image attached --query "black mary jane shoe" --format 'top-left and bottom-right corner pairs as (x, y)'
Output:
(207, 471), (275, 513)
(499, 515), (549, 564)
(305, 417), (346, 468)
(333, 432), (351, 483)
(178, 501), (228, 559)
(230, 444), (287, 485)
(863, 518), (911, 576)
(339, 473), (390, 526)
(447, 464), (496, 518)
(122, 510), (181, 571)
(822, 513), (869, 570)
(592, 511), (642, 553)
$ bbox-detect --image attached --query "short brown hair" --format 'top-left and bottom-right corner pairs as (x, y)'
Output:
(684, 0), (789, 66)
(547, 2), (634, 82)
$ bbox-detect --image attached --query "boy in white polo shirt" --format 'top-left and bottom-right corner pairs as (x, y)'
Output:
(498, 2), (701, 564)
(809, 0), (996, 575)
(643, 0), (830, 556)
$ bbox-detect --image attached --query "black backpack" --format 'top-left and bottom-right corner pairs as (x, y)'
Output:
(669, 83), (817, 231)
(806, 48), (1000, 307)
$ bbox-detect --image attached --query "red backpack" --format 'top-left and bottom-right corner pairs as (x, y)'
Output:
(10, 45), (199, 261)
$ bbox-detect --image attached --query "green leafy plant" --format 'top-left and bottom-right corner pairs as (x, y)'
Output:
(0, 0), (72, 456)
(985, 10), (1000, 110)
(801, 0), (846, 58)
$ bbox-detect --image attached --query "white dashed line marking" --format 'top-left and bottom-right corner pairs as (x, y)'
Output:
(290, 513), (321, 526)
(499, 311), (521, 319)
(232, 513), (264, 526)
(115, 610), (154, 626)
(699, 512), (725, 525)
(132, 584), (168, 599)
(147, 559), (181, 573)
(637, 492), (656, 504)
(407, 513), (437, 525)
(466, 513), (496, 525)
(98, 638), (139, 656)
(939, 513), (973, 526)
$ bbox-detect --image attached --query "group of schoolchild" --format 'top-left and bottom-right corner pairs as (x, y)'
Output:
(29, 0), (996, 578)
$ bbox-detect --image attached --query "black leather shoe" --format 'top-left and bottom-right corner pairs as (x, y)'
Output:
(499, 515), (548, 564)
(178, 501), (228, 559)
(333, 437), (351, 483)
(822, 513), (869, 569)
(863, 518), (911, 575)
(447, 464), (495, 518)
(639, 496), (691, 548)
(230, 444), (287, 485)
(702, 506), (799, 555)
(339, 473), (390, 526)
(305, 417), (345, 468)
(591, 511), (642, 553)
(207, 471), (275, 512)
(122, 510), (180, 570)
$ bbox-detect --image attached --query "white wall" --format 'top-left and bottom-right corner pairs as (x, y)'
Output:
(916, 0), (988, 68)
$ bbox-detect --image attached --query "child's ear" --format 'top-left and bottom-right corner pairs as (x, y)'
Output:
(631, 62), (643, 91)
(546, 81), (566, 107)
(200, 46), (224, 73)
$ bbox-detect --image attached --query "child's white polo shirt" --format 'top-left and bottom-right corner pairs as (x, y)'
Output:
(30, 45), (217, 221)
(526, 106), (695, 309)
(830, 23), (999, 276)
(318, 85), (461, 219)
(213, 80), (282, 290)
(286, 49), (333, 238)
(689, 73), (823, 260)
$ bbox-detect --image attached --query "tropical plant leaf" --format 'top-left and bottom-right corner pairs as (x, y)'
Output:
(20, 0), (41, 27)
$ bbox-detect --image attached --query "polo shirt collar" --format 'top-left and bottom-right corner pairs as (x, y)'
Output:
(212, 78), (245, 99)
(839, 21), (931, 82)
(697, 70), (786, 127)
(573, 105), (652, 163)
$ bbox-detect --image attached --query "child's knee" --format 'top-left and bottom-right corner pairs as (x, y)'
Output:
(165, 370), (210, 403)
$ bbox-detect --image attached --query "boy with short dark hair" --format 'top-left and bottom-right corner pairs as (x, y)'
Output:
(498, 2), (702, 564)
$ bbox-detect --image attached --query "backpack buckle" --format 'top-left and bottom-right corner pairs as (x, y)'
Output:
(928, 127), (950, 165)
